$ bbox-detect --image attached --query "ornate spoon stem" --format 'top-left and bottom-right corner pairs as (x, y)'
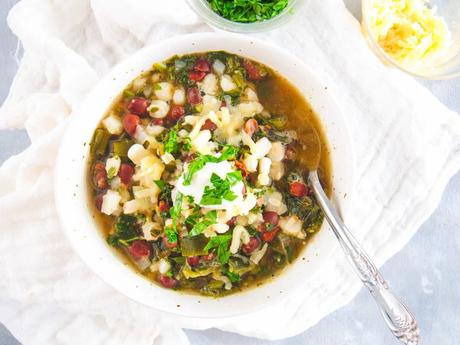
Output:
(309, 170), (420, 345)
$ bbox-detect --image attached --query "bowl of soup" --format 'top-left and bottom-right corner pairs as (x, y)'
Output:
(55, 33), (354, 318)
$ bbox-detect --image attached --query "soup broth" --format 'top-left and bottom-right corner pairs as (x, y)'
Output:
(88, 51), (331, 296)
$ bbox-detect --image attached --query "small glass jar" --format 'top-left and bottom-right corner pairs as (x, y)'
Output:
(186, 0), (308, 33)
(362, 0), (460, 79)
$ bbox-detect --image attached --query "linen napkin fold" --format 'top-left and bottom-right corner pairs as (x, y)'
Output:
(1, 0), (459, 344)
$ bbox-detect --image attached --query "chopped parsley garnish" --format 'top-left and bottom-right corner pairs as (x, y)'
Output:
(204, 234), (232, 264)
(164, 192), (183, 243)
(183, 145), (239, 186)
(164, 129), (179, 154)
(182, 137), (192, 152)
(200, 171), (242, 205)
(189, 210), (217, 236)
(107, 215), (140, 247)
(207, 0), (289, 23)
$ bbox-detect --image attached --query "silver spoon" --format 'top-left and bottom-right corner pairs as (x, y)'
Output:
(302, 127), (420, 345)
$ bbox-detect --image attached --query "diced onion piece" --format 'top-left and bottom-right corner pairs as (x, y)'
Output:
(154, 82), (173, 101)
(220, 74), (237, 92)
(230, 225), (250, 254)
(139, 155), (164, 181)
(127, 144), (149, 165)
(270, 161), (285, 181)
(184, 115), (199, 125)
(123, 199), (138, 214)
(242, 193), (258, 215)
(265, 191), (288, 215)
(243, 154), (258, 173)
(238, 101), (263, 117)
(212, 223), (230, 234)
(212, 59), (226, 75)
(148, 100), (169, 118)
(110, 176), (121, 189)
(191, 130), (213, 155)
(247, 212), (263, 225)
(132, 185), (160, 199)
(161, 152), (175, 165)
(101, 190), (121, 215)
(257, 174), (271, 186)
(102, 115), (123, 135)
(279, 215), (306, 239)
(159, 258), (171, 274)
(243, 87), (258, 102)
(173, 88), (185, 105)
(268, 142), (285, 162)
(202, 95), (221, 115)
(252, 137), (272, 159)
(250, 243), (268, 264)
(258, 157), (272, 175)
(201, 73), (218, 95)
(105, 156), (121, 178)
(146, 124), (165, 136)
(134, 125), (153, 145)
(178, 129), (189, 138)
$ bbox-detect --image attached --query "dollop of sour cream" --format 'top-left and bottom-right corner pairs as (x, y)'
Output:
(174, 160), (244, 210)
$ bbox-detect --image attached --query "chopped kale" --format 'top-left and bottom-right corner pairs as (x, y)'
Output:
(107, 215), (140, 247)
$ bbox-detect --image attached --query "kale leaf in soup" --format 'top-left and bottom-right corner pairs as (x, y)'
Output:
(88, 51), (331, 296)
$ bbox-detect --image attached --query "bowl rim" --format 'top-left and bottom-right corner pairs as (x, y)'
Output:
(55, 32), (355, 319)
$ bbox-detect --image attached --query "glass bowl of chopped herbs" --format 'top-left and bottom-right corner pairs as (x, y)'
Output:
(187, 0), (307, 33)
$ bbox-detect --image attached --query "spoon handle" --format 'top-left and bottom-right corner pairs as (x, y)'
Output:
(309, 171), (420, 345)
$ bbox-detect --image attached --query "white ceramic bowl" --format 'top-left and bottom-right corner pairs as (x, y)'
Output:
(55, 33), (354, 318)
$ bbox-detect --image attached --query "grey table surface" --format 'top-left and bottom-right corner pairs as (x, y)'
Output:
(0, 1), (459, 344)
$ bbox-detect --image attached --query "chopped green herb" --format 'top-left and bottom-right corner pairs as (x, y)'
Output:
(224, 270), (241, 283)
(204, 234), (232, 264)
(189, 210), (217, 236)
(154, 83), (162, 90)
(183, 145), (240, 186)
(182, 137), (192, 152)
(219, 144), (239, 160)
(185, 212), (201, 229)
(165, 227), (178, 243)
(164, 129), (179, 154)
(165, 192), (183, 243)
(200, 171), (242, 205)
(207, 0), (289, 23)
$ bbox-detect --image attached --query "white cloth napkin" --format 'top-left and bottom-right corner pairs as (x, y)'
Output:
(1, 0), (460, 344)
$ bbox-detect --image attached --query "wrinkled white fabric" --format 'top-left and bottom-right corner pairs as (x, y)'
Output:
(1, 0), (460, 344)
